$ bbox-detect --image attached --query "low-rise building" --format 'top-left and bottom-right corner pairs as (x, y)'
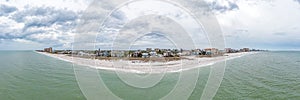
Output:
(149, 51), (157, 57)
(240, 48), (250, 52)
(131, 51), (142, 57)
(142, 53), (149, 58)
(204, 48), (218, 55)
(146, 48), (152, 52)
(225, 48), (232, 53)
(244, 48), (250, 52)
(163, 51), (173, 57)
(179, 50), (191, 56)
(111, 50), (125, 57)
(154, 48), (160, 52)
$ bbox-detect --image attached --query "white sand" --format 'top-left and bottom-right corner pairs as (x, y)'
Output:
(36, 51), (258, 73)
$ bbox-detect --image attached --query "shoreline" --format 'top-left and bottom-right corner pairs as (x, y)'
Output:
(35, 51), (258, 73)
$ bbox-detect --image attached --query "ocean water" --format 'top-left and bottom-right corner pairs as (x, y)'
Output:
(0, 51), (299, 100)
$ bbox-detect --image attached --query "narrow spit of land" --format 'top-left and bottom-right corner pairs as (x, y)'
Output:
(36, 51), (258, 73)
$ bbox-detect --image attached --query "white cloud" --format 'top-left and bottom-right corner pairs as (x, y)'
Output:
(0, 1), (82, 50)
(215, 0), (300, 49)
(1, 0), (91, 11)
(1, 0), (300, 50)
(12, 38), (34, 43)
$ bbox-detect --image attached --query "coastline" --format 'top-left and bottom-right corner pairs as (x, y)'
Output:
(35, 51), (258, 73)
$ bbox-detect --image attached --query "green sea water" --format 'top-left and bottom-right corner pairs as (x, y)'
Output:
(0, 51), (299, 100)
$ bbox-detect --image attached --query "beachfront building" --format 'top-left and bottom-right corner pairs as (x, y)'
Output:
(97, 50), (110, 57)
(157, 54), (164, 57)
(163, 51), (173, 57)
(44, 47), (53, 53)
(142, 53), (149, 58)
(54, 50), (72, 54)
(149, 51), (157, 57)
(96, 48), (101, 56)
(204, 48), (218, 56)
(95, 48), (111, 57)
(240, 48), (250, 52)
(78, 51), (92, 56)
(111, 50), (125, 57)
(146, 48), (152, 52)
(225, 48), (241, 53)
(244, 48), (250, 52)
(104, 51), (110, 57)
(154, 48), (160, 52)
(178, 50), (192, 56)
(192, 49), (201, 55)
(131, 51), (142, 57)
(225, 48), (232, 53)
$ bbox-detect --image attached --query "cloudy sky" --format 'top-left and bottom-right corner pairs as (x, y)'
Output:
(0, 0), (300, 50)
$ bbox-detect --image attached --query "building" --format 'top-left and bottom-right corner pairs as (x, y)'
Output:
(102, 51), (110, 57)
(111, 50), (125, 57)
(240, 48), (250, 52)
(149, 51), (157, 57)
(178, 50), (191, 56)
(146, 48), (152, 52)
(204, 48), (218, 55)
(192, 49), (201, 55)
(142, 53), (149, 58)
(163, 51), (173, 57)
(97, 48), (101, 56)
(154, 48), (160, 52)
(131, 51), (142, 57)
(55, 50), (72, 54)
(243, 48), (250, 52)
(44, 47), (53, 53)
(225, 48), (232, 53)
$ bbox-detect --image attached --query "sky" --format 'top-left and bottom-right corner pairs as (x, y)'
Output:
(0, 0), (300, 50)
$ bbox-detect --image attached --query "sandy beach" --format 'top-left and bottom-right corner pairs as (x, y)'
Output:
(36, 51), (258, 73)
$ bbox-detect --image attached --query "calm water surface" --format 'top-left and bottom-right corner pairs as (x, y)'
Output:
(0, 51), (299, 100)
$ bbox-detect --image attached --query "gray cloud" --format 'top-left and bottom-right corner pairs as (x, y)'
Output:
(0, 5), (80, 49)
(209, 1), (239, 13)
(0, 4), (18, 16)
(11, 7), (78, 31)
(1, 0), (298, 50)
